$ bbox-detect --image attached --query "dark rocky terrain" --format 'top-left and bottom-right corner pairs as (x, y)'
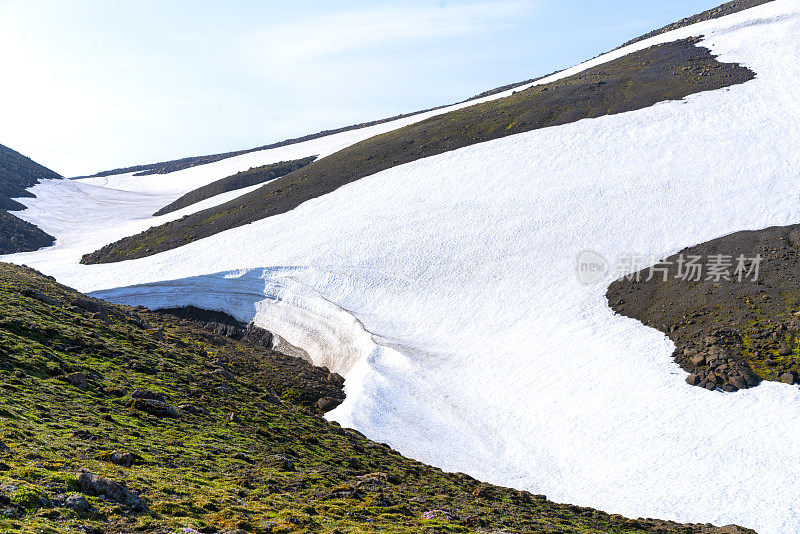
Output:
(608, 224), (800, 392)
(0, 262), (756, 533)
(153, 157), (317, 216)
(83, 38), (755, 264)
(0, 211), (56, 255)
(0, 143), (61, 254)
(619, 0), (776, 48)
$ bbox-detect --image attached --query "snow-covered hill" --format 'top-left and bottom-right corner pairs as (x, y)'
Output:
(3, 1), (800, 532)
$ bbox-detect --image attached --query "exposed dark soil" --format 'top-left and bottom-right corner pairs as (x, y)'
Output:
(0, 143), (61, 204)
(0, 143), (61, 254)
(83, 38), (756, 264)
(0, 262), (754, 533)
(607, 224), (800, 393)
(0, 211), (55, 254)
(620, 0), (776, 49)
(153, 156), (317, 216)
(157, 305), (274, 350)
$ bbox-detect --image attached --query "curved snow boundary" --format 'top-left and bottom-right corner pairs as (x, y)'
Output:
(90, 267), (378, 377)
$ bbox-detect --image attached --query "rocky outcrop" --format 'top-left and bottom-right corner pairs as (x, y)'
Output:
(608, 223), (800, 391)
(0, 142), (61, 254)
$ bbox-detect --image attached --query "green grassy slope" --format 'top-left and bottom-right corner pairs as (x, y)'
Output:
(82, 38), (755, 264)
(0, 263), (753, 534)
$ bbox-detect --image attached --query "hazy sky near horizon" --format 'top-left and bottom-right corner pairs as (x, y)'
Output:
(0, 0), (723, 176)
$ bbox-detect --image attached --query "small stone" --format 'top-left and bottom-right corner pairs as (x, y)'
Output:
(326, 373), (345, 386)
(686, 374), (701, 386)
(127, 398), (179, 418)
(743, 372), (761, 388)
(704, 381), (717, 391)
(317, 397), (341, 412)
(179, 404), (209, 416)
(105, 386), (126, 397)
(729, 376), (747, 390)
(778, 348), (793, 356)
(778, 372), (796, 384)
(59, 372), (89, 390)
(232, 452), (253, 463)
(130, 389), (166, 403)
(73, 430), (100, 441)
(109, 452), (136, 467)
(64, 494), (93, 514)
(691, 354), (706, 366)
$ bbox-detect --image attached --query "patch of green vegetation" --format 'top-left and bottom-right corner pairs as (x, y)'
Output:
(0, 263), (746, 533)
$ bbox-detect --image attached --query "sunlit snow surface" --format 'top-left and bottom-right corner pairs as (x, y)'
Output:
(5, 2), (800, 532)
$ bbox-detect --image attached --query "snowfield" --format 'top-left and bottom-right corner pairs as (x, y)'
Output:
(4, 1), (800, 532)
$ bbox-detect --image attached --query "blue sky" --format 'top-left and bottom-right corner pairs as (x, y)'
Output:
(0, 0), (723, 176)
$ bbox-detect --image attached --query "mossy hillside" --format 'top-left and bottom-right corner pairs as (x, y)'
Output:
(82, 38), (756, 264)
(0, 263), (752, 533)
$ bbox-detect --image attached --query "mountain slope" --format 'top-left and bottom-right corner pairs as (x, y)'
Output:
(4, 1), (800, 533)
(82, 38), (755, 263)
(0, 263), (753, 534)
(608, 224), (800, 390)
(80, 0), (776, 183)
(620, 0), (776, 47)
(0, 143), (60, 254)
(153, 157), (316, 216)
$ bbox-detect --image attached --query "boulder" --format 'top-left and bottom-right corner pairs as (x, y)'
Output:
(128, 398), (179, 418)
(77, 471), (147, 511)
(778, 372), (796, 384)
(63, 494), (93, 514)
(729, 376), (747, 390)
(59, 372), (89, 390)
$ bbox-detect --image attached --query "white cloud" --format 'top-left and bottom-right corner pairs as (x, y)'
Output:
(248, 1), (537, 71)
